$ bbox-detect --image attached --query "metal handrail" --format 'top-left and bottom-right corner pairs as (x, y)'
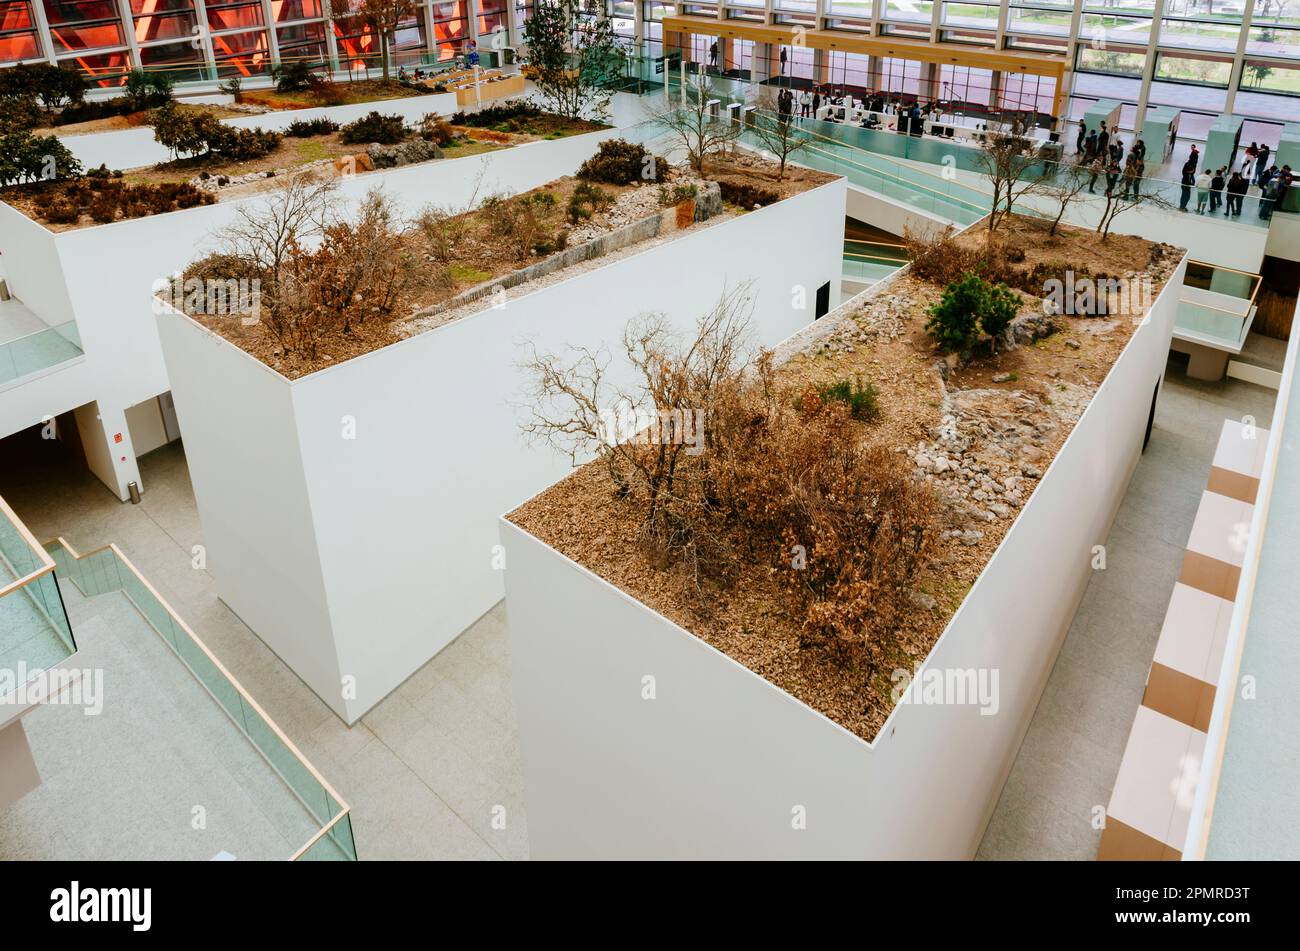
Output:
(45, 536), (354, 861)
(0, 495), (56, 599)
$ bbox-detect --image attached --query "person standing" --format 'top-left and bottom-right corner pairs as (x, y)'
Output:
(1185, 144), (1200, 174)
(1256, 143), (1271, 185)
(1122, 155), (1138, 199)
(812, 88), (821, 118)
(1097, 120), (1110, 157)
(708, 41), (718, 70)
(1076, 122), (1087, 155)
(1195, 169), (1212, 213)
(1134, 138), (1147, 162)
(1179, 167), (1194, 210)
(780, 46), (788, 77)
(1259, 176), (1278, 220)
(1087, 154), (1103, 193)
(1084, 129), (1098, 161)
(1226, 172), (1247, 216)
(799, 89), (811, 118)
(1210, 167), (1226, 213)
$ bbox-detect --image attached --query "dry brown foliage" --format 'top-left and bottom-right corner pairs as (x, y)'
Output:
(522, 289), (940, 675)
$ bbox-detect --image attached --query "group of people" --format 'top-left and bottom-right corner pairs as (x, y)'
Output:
(1077, 122), (1149, 199)
(1177, 142), (1294, 220)
(1075, 118), (1293, 218)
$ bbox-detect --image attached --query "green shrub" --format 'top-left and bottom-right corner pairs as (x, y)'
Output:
(285, 117), (339, 137)
(272, 61), (318, 93)
(340, 111), (407, 145)
(578, 138), (668, 185)
(658, 182), (697, 207)
(567, 181), (613, 223)
(449, 101), (541, 127)
(125, 69), (173, 110)
(150, 103), (280, 160)
(54, 97), (134, 126)
(717, 179), (779, 208)
(925, 270), (1023, 354)
(812, 378), (880, 422)
(0, 130), (82, 186)
(0, 63), (85, 112)
(214, 125), (281, 160)
(0, 95), (42, 133)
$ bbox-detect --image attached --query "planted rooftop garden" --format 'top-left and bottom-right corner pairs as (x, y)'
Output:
(163, 138), (833, 379)
(508, 214), (1183, 742)
(0, 100), (604, 229)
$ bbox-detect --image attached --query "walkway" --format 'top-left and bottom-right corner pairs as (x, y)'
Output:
(1, 582), (322, 860)
(977, 360), (1277, 859)
(0, 437), (523, 860)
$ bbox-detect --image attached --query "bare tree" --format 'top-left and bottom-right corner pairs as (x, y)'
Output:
(520, 284), (755, 571)
(1095, 180), (1174, 241)
(349, 0), (417, 82)
(973, 130), (1050, 235)
(650, 67), (743, 174)
(220, 173), (338, 299)
(746, 109), (810, 181)
(1038, 156), (1094, 236)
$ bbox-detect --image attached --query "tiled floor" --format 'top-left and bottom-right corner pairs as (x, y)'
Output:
(976, 359), (1277, 860)
(1, 584), (323, 860)
(0, 432), (524, 861)
(0, 359), (1277, 861)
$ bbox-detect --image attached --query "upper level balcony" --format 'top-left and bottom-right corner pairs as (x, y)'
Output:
(0, 292), (83, 392)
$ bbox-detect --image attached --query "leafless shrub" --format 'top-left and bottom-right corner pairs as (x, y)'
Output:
(521, 284), (940, 674)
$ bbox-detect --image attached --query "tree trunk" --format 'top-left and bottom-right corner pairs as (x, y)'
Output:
(381, 34), (391, 82)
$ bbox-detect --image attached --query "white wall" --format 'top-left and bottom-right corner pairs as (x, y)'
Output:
(159, 179), (846, 722)
(846, 183), (951, 239)
(124, 397), (168, 457)
(155, 309), (345, 708)
(1265, 211), (1300, 263)
(57, 92), (461, 171)
(499, 254), (1185, 859)
(0, 127), (621, 495)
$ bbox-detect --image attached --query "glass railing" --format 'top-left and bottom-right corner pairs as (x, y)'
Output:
(0, 321), (84, 388)
(739, 112), (991, 225)
(843, 238), (908, 284)
(0, 497), (75, 693)
(1174, 261), (1262, 351)
(45, 537), (356, 861)
(642, 70), (1276, 229)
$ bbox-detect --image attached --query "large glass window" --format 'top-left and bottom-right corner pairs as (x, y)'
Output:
(137, 37), (207, 80)
(431, 0), (469, 60)
(824, 48), (871, 90)
(56, 47), (130, 83)
(43, 0), (125, 53)
(1247, 24), (1300, 58)
(883, 0), (933, 24)
(1153, 49), (1233, 87)
(207, 0), (265, 33)
(211, 27), (271, 76)
(272, 0), (325, 23)
(1076, 44), (1147, 77)
(1, 0), (41, 63)
(1159, 14), (1245, 53)
(1006, 0), (1072, 37)
(943, 2), (998, 30)
(276, 19), (327, 62)
(1237, 62), (1300, 120)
